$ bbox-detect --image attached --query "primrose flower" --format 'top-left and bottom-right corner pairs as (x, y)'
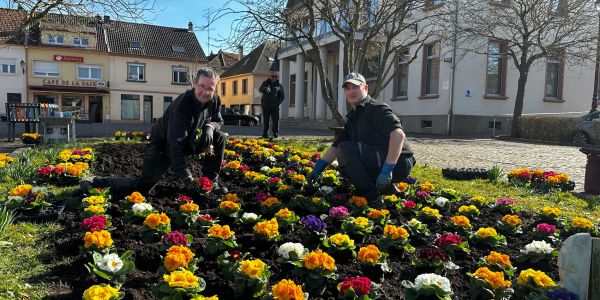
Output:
(271, 279), (305, 300)
(163, 269), (200, 288)
(97, 253), (124, 273)
(82, 284), (120, 300)
(278, 242), (306, 260)
(413, 273), (452, 294)
(126, 191), (145, 204)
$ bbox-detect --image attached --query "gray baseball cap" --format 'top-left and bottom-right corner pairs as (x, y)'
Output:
(342, 72), (366, 87)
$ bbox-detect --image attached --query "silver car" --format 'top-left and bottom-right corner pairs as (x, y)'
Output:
(572, 111), (600, 145)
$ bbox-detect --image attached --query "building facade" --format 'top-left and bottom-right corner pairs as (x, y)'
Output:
(0, 9), (27, 116)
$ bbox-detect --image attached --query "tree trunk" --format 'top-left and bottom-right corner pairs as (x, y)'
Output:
(315, 63), (346, 125)
(511, 65), (530, 138)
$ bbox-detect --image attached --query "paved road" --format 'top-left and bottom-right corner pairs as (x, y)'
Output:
(1, 126), (588, 192)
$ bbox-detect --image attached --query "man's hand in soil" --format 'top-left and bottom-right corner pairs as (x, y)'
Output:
(376, 162), (395, 193)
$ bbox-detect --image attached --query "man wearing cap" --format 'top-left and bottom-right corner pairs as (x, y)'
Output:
(259, 71), (285, 139)
(307, 72), (415, 208)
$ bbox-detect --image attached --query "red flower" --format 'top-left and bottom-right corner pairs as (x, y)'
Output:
(229, 250), (243, 260)
(52, 167), (65, 175)
(197, 214), (213, 221)
(195, 177), (213, 192)
(312, 153), (321, 160)
(339, 276), (372, 296)
(403, 200), (417, 209)
(418, 247), (449, 261)
(434, 233), (463, 248)
(268, 177), (281, 183)
(80, 215), (108, 232)
(239, 165), (250, 172)
(177, 195), (192, 203)
(38, 166), (53, 176)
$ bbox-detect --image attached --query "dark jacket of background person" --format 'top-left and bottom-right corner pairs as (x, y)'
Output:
(259, 79), (284, 110)
(151, 88), (224, 180)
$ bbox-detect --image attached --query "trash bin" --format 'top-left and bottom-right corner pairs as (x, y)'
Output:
(580, 147), (600, 194)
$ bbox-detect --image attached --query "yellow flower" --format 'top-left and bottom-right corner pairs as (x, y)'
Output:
(533, 169), (545, 177)
(164, 246), (195, 272)
(9, 184), (32, 196)
(227, 160), (241, 169)
(180, 202), (200, 213)
(219, 200), (240, 210)
(547, 176), (561, 184)
(502, 214), (521, 226)
(571, 217), (594, 229)
(421, 206), (442, 218)
(357, 244), (383, 266)
(472, 267), (512, 290)
(84, 230), (113, 249)
(383, 224), (409, 240)
(303, 249), (335, 271)
(262, 197), (280, 207)
(163, 270), (199, 288)
(420, 182), (435, 192)
(271, 279), (305, 300)
(329, 233), (354, 246)
(83, 196), (106, 205)
(450, 215), (472, 228)
(292, 174), (306, 182)
(396, 182), (409, 192)
(240, 259), (266, 278)
(254, 218), (279, 238)
(143, 213), (170, 229)
(349, 196), (368, 207)
(458, 205), (479, 215)
(353, 217), (370, 228)
(82, 284), (120, 300)
(517, 269), (556, 288)
(541, 206), (561, 217)
(208, 224), (235, 239)
(84, 205), (106, 214)
(485, 251), (512, 268)
(311, 197), (321, 204)
(275, 208), (293, 219)
(470, 195), (487, 205)
(383, 195), (399, 203)
(368, 208), (390, 220)
(477, 227), (498, 238)
(58, 149), (72, 161)
(223, 193), (239, 202)
(126, 191), (145, 204)
(191, 296), (219, 300)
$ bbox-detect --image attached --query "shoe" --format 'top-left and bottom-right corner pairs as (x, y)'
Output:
(273, 133), (279, 138)
(208, 176), (229, 195)
(79, 176), (97, 192)
(261, 134), (269, 139)
(367, 196), (386, 209)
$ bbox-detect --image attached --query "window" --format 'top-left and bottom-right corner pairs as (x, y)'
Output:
(164, 96), (173, 112)
(73, 37), (89, 47)
(221, 82), (226, 96)
(77, 64), (102, 80)
(242, 79), (248, 94)
(33, 60), (60, 77)
(394, 50), (409, 98)
(7, 93), (21, 103)
(0, 61), (16, 74)
(171, 45), (185, 53)
(129, 41), (141, 48)
(62, 95), (84, 112)
(233, 80), (238, 95)
(421, 120), (433, 128)
(362, 56), (379, 87)
(48, 34), (64, 44)
(127, 63), (145, 81)
(121, 94), (140, 120)
(290, 74), (296, 107)
(172, 66), (188, 84)
(485, 41), (507, 97)
(545, 53), (564, 99)
(421, 43), (439, 97)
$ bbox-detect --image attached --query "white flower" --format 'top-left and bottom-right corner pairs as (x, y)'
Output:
(330, 160), (339, 168)
(260, 166), (271, 172)
(319, 186), (335, 195)
(132, 202), (153, 215)
(267, 156), (276, 162)
(414, 273), (452, 294)
(434, 197), (449, 208)
(97, 253), (123, 273)
(524, 240), (554, 254)
(277, 242), (305, 259)
(408, 218), (422, 227)
(242, 212), (259, 221)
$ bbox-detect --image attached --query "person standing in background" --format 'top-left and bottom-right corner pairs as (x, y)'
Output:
(259, 71), (285, 139)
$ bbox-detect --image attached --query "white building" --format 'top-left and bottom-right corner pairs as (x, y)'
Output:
(277, 1), (595, 135)
(0, 8), (27, 116)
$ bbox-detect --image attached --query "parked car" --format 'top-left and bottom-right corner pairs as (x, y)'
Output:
(572, 110), (600, 145)
(220, 107), (259, 126)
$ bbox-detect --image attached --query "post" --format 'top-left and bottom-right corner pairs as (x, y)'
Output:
(590, 238), (600, 299)
(592, 5), (600, 113)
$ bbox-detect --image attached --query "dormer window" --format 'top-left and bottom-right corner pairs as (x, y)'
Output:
(172, 45), (185, 53)
(73, 37), (89, 47)
(48, 34), (64, 44)
(129, 41), (141, 48)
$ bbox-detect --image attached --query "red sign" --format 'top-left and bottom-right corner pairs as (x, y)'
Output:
(54, 55), (84, 63)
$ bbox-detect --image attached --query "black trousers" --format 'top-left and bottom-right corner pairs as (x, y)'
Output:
(262, 108), (280, 135)
(96, 131), (227, 194)
(335, 141), (415, 203)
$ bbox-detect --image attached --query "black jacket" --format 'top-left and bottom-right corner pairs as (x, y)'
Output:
(332, 96), (413, 156)
(150, 89), (224, 180)
(259, 79), (284, 110)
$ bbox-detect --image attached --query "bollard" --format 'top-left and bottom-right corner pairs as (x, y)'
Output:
(580, 148), (600, 194)
(559, 233), (600, 300)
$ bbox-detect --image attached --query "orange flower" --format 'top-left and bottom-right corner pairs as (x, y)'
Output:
(219, 200), (240, 210)
(485, 251), (512, 268)
(368, 208), (390, 220)
(180, 202), (200, 213)
(349, 196), (368, 207)
(208, 224), (235, 239)
(84, 230), (113, 249)
(383, 224), (409, 240)
(239, 259), (266, 278)
(396, 182), (409, 192)
(164, 246), (195, 271)
(275, 208), (293, 219)
(502, 214), (521, 226)
(262, 197), (280, 207)
(9, 184), (33, 196)
(143, 212), (170, 229)
(472, 267), (511, 290)
(303, 249), (335, 271)
(254, 218), (279, 238)
(357, 244), (383, 266)
(127, 191), (145, 203)
(223, 193), (239, 202)
(271, 279), (305, 300)
(450, 215), (472, 228)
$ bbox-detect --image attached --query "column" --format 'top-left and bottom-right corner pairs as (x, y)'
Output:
(337, 43), (347, 116)
(279, 58), (290, 119)
(295, 53), (305, 119)
(315, 47), (328, 120)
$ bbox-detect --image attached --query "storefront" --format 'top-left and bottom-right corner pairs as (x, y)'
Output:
(29, 81), (108, 122)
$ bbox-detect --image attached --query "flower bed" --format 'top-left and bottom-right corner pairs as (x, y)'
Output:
(44, 141), (597, 299)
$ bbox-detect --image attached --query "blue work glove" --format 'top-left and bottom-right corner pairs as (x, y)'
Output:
(376, 162), (396, 193)
(308, 159), (328, 184)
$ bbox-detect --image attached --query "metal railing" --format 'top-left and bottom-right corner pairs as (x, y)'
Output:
(489, 111), (589, 137)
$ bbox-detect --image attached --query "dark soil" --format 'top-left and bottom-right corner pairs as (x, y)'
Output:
(42, 142), (568, 300)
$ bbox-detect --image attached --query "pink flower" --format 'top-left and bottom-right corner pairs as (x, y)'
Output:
(496, 198), (516, 206)
(268, 177), (281, 183)
(536, 223), (557, 234)
(80, 215), (108, 232)
(434, 233), (463, 248)
(329, 206), (350, 220)
(239, 165), (250, 171)
(162, 231), (189, 246)
(339, 276), (371, 296)
(177, 196), (192, 203)
(403, 200), (417, 209)
(255, 192), (271, 203)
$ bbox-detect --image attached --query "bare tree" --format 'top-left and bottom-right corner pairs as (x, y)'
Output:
(0, 0), (156, 38)
(447, 0), (598, 137)
(210, 0), (437, 125)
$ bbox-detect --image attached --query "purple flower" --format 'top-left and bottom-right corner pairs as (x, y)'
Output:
(546, 288), (578, 300)
(496, 198), (516, 205)
(287, 162), (301, 171)
(329, 206), (350, 220)
(162, 231), (189, 247)
(536, 223), (557, 234)
(300, 215), (327, 233)
(404, 177), (416, 184)
(416, 190), (430, 199)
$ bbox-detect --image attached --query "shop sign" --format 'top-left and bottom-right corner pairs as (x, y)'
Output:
(53, 55), (84, 62)
(42, 79), (98, 87)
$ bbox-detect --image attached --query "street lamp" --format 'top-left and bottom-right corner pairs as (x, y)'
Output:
(19, 60), (25, 74)
(592, 0), (600, 112)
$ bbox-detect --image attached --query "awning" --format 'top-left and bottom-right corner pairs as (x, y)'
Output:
(29, 86), (109, 95)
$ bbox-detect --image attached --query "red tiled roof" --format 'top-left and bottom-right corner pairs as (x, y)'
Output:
(0, 8), (27, 44)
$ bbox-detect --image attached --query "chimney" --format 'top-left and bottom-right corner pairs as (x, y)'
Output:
(103, 15), (110, 23)
(238, 45), (243, 60)
(188, 21), (193, 32)
(95, 14), (102, 23)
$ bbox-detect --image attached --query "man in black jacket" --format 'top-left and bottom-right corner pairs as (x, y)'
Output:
(81, 68), (228, 195)
(259, 71), (285, 138)
(307, 72), (415, 208)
